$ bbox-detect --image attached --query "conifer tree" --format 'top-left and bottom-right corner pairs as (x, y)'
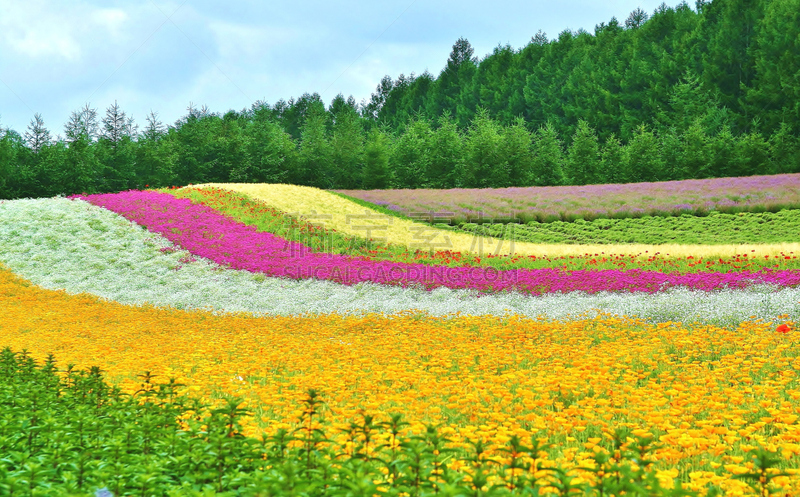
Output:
(600, 134), (625, 183)
(464, 108), (506, 187)
(566, 119), (600, 185)
(530, 122), (565, 186)
(427, 112), (464, 188)
(501, 117), (534, 186)
(706, 126), (736, 178)
(298, 104), (332, 187)
(768, 122), (799, 174)
(390, 117), (431, 189)
(734, 131), (770, 177)
(136, 111), (177, 188)
(330, 108), (364, 189)
(659, 128), (683, 181)
(24, 114), (51, 154)
(679, 120), (711, 180)
(623, 125), (664, 182)
(362, 127), (392, 189)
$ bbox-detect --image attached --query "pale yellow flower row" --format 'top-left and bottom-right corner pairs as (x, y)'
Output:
(192, 183), (800, 259)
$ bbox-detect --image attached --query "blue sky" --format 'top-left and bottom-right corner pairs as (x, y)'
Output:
(1, 0), (670, 135)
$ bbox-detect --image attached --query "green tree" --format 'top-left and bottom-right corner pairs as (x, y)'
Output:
(501, 117), (534, 187)
(463, 108), (507, 187)
(97, 101), (137, 191)
(530, 122), (565, 186)
(679, 120), (711, 180)
(231, 118), (296, 184)
(329, 107), (364, 188)
(23, 113), (51, 154)
(298, 104), (332, 187)
(700, 0), (764, 130)
(361, 127), (392, 189)
(768, 122), (799, 174)
(659, 71), (721, 132)
(19, 115), (54, 196)
(706, 126), (737, 178)
(427, 37), (478, 125)
(748, 0), (800, 134)
(566, 119), (601, 185)
(623, 124), (664, 183)
(61, 135), (100, 195)
(390, 117), (431, 189)
(734, 130), (770, 177)
(0, 127), (20, 198)
(659, 128), (683, 181)
(599, 133), (626, 183)
(136, 111), (177, 188)
(363, 76), (394, 122)
(426, 113), (464, 188)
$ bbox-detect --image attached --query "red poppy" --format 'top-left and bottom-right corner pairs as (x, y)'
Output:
(777, 324), (791, 334)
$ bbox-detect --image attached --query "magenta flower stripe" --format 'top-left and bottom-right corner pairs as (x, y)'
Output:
(74, 191), (800, 295)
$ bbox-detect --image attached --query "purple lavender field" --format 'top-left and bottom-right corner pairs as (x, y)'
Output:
(335, 173), (800, 224)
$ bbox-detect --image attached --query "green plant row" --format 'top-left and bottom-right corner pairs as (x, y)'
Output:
(441, 209), (800, 246)
(8, 346), (789, 496)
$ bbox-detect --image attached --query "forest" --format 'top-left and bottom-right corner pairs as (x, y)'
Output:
(1, 0), (799, 199)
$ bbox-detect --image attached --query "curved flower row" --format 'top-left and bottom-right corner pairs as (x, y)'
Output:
(75, 190), (800, 294)
(2, 198), (798, 324)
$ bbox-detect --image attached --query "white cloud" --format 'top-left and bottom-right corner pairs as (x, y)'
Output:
(1, 1), (83, 60)
(90, 8), (130, 41)
(208, 20), (305, 59)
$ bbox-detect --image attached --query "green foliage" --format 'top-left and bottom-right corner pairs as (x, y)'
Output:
(299, 104), (333, 188)
(530, 122), (566, 186)
(501, 117), (534, 187)
(735, 130), (770, 177)
(361, 127), (393, 189)
(463, 108), (507, 187)
(230, 119), (295, 185)
(451, 209), (800, 246)
(390, 117), (431, 189)
(707, 126), (737, 179)
(0, 347), (737, 496)
(768, 123), (800, 174)
(749, 0), (800, 133)
(624, 125), (664, 183)
(330, 107), (364, 189)
(599, 133), (626, 184)
(679, 121), (711, 180)
(566, 119), (601, 185)
(426, 112), (464, 188)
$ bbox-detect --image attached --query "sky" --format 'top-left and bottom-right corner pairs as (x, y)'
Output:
(1, 0), (672, 136)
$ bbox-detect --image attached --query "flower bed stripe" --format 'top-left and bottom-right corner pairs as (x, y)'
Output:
(1, 197), (798, 324)
(194, 182), (800, 259)
(76, 190), (800, 295)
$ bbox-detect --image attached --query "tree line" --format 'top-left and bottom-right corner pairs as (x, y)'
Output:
(1, 0), (799, 199)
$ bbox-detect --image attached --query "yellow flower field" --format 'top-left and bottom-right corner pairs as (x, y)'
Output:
(2, 263), (799, 494)
(193, 183), (800, 259)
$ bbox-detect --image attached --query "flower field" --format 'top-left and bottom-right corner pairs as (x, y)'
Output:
(2, 181), (800, 495)
(193, 182), (800, 259)
(335, 173), (800, 224)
